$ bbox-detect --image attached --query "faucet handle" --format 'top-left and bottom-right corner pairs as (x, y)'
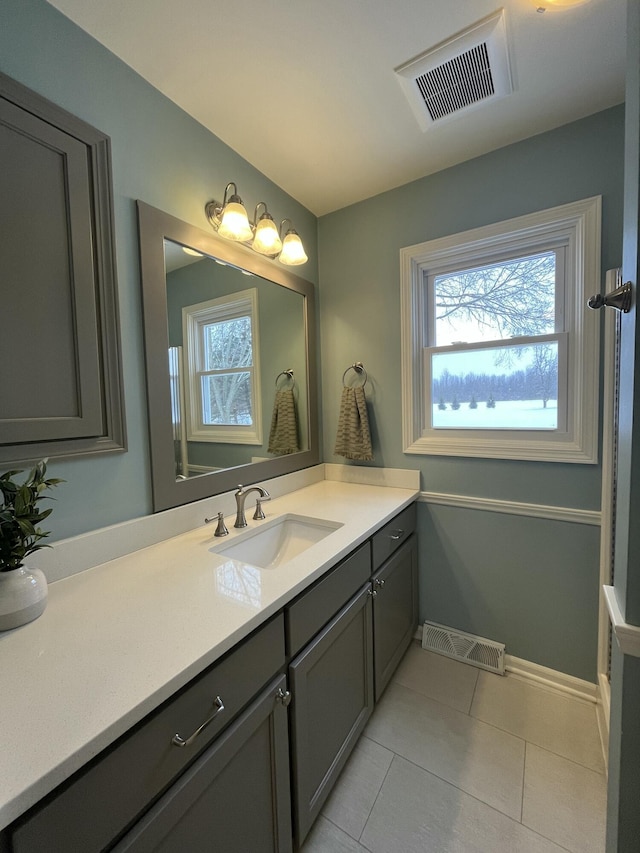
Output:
(205, 511), (229, 536)
(214, 511), (229, 537)
(253, 497), (271, 521)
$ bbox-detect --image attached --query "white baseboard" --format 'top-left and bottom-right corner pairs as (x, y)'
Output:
(596, 672), (610, 775)
(504, 655), (597, 705)
(413, 626), (598, 705)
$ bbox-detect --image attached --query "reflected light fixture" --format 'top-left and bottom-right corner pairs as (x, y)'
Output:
(205, 181), (307, 265)
(535, 0), (591, 9)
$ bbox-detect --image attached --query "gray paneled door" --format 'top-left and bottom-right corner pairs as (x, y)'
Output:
(289, 584), (374, 847)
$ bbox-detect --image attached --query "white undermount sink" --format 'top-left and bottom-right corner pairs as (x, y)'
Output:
(211, 514), (343, 569)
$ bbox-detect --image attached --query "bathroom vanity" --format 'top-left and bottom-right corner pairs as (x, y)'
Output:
(0, 477), (418, 852)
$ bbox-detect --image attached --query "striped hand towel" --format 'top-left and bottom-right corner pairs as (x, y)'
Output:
(334, 385), (373, 461)
(268, 388), (300, 455)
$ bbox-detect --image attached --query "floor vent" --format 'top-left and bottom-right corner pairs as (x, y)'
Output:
(421, 621), (505, 675)
(395, 10), (513, 130)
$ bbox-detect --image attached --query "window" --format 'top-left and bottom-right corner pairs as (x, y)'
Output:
(400, 197), (601, 463)
(183, 288), (262, 445)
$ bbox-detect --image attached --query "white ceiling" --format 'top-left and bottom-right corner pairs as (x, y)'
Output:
(45, 0), (626, 216)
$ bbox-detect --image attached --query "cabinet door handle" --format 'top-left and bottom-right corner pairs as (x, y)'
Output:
(276, 687), (292, 707)
(389, 529), (404, 540)
(368, 588), (378, 598)
(374, 578), (386, 588)
(171, 695), (225, 747)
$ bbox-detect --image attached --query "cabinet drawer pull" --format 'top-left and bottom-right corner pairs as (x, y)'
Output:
(389, 529), (404, 541)
(368, 588), (378, 598)
(374, 578), (386, 588)
(171, 696), (225, 747)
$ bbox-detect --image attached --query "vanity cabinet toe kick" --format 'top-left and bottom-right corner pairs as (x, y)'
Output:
(4, 503), (417, 853)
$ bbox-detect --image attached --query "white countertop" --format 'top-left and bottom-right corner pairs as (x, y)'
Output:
(0, 478), (418, 831)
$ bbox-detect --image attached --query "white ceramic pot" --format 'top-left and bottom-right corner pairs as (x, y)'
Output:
(0, 566), (48, 631)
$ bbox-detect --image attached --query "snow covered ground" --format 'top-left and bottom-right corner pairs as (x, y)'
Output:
(432, 399), (558, 429)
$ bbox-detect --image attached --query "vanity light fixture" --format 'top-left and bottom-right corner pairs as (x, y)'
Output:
(252, 202), (283, 256)
(278, 220), (308, 266)
(209, 182), (253, 242)
(205, 182), (307, 265)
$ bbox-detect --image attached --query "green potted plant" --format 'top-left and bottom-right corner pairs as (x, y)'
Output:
(0, 460), (63, 631)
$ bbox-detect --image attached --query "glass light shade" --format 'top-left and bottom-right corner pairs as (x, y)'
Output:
(279, 231), (308, 266)
(218, 201), (253, 242)
(252, 217), (283, 255)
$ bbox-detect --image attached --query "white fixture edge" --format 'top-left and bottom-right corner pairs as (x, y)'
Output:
(419, 490), (601, 526)
(603, 585), (640, 658)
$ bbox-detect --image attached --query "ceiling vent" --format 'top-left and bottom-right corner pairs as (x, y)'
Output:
(395, 10), (513, 130)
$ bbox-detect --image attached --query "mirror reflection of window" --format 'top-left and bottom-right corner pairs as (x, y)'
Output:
(202, 313), (254, 427)
(183, 289), (262, 444)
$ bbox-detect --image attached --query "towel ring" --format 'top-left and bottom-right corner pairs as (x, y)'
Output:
(342, 362), (367, 388)
(275, 369), (295, 388)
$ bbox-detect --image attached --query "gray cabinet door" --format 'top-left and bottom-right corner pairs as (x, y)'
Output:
(0, 72), (125, 463)
(289, 584), (374, 847)
(112, 675), (292, 853)
(372, 535), (418, 701)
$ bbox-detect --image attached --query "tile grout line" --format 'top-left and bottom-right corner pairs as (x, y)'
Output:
(355, 749), (397, 843)
(466, 667), (480, 716)
(338, 741), (578, 853)
(387, 750), (577, 850)
(521, 740), (527, 825)
(386, 679), (529, 747)
(525, 739), (608, 778)
(321, 815), (374, 852)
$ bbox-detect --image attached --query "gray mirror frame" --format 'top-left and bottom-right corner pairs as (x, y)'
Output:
(137, 201), (319, 512)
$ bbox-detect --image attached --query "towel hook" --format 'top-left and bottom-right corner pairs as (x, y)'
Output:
(342, 362), (368, 388)
(275, 368), (295, 388)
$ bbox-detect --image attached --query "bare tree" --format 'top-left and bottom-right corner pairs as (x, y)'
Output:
(529, 344), (557, 408)
(434, 252), (555, 340)
(206, 317), (253, 424)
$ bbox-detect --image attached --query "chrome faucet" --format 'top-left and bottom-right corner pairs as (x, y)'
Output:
(234, 484), (270, 528)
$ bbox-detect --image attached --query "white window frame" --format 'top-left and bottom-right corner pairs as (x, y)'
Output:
(183, 288), (262, 445)
(400, 197), (601, 463)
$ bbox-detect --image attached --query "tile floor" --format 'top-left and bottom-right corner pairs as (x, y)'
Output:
(301, 642), (607, 853)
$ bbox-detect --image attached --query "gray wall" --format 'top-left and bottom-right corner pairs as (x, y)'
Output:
(1, 0), (318, 540)
(318, 107), (625, 681)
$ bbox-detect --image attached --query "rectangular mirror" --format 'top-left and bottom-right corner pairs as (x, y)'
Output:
(137, 201), (319, 512)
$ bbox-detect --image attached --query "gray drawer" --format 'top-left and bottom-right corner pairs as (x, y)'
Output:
(371, 503), (416, 571)
(286, 542), (371, 657)
(12, 614), (285, 853)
